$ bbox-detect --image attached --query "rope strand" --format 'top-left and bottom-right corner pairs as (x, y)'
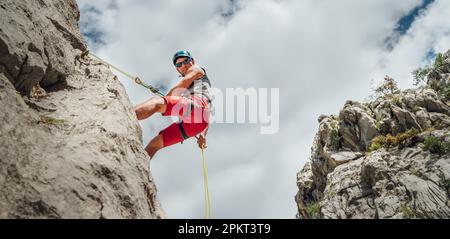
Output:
(201, 148), (212, 219)
(89, 53), (165, 97)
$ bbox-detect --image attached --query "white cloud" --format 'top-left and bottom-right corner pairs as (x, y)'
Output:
(76, 0), (450, 218)
(373, 0), (450, 89)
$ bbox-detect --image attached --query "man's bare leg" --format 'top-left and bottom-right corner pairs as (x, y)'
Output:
(134, 97), (166, 120)
(146, 134), (164, 159)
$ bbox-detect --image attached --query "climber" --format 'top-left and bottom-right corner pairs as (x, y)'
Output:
(133, 51), (212, 159)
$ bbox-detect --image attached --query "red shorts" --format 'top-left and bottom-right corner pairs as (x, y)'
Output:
(159, 95), (210, 147)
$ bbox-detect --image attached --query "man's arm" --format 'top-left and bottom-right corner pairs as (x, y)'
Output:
(166, 66), (204, 97)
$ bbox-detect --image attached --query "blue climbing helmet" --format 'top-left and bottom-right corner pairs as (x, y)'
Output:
(172, 50), (193, 65)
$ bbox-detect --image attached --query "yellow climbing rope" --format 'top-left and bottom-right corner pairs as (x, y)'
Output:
(89, 52), (165, 97)
(201, 148), (212, 219)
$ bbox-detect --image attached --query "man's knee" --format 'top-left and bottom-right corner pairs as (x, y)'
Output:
(148, 138), (164, 150)
(148, 97), (166, 113)
(145, 134), (164, 157)
(146, 144), (160, 159)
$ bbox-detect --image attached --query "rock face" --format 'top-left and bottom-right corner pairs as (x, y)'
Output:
(0, 0), (164, 218)
(296, 50), (450, 219)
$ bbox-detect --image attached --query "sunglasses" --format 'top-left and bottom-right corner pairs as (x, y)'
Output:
(174, 58), (192, 68)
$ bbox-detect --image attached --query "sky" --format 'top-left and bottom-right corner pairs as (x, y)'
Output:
(75, 0), (450, 218)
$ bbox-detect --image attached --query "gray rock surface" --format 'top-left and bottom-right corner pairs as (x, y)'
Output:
(296, 50), (450, 219)
(0, 0), (86, 95)
(320, 143), (450, 219)
(0, 0), (164, 218)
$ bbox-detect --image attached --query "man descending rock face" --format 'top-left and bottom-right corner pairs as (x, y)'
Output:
(134, 51), (212, 159)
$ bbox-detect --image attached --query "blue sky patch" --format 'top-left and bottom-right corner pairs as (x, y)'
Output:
(425, 48), (436, 62)
(394, 0), (434, 36)
(384, 0), (435, 50)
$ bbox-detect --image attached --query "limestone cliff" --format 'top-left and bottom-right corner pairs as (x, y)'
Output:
(0, 0), (164, 218)
(296, 51), (450, 219)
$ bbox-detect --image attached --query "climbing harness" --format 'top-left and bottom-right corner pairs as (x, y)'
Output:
(178, 122), (189, 141)
(88, 52), (165, 97)
(88, 51), (212, 219)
